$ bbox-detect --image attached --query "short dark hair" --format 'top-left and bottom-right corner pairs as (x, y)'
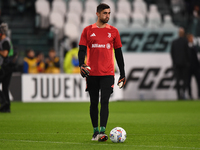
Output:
(97, 3), (110, 13)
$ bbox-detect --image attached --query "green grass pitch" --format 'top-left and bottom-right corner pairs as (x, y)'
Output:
(0, 101), (200, 150)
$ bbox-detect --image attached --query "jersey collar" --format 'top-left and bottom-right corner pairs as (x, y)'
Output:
(92, 23), (111, 29)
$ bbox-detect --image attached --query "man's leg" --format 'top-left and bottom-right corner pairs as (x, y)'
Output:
(174, 68), (182, 100)
(99, 76), (114, 141)
(87, 76), (100, 140)
(2, 71), (12, 111)
(187, 71), (192, 99)
(194, 69), (200, 99)
(88, 89), (99, 129)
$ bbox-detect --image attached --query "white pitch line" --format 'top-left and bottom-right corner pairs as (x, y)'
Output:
(1, 133), (200, 136)
(0, 139), (200, 150)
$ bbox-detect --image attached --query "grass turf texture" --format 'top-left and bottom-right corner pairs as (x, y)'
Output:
(0, 101), (200, 150)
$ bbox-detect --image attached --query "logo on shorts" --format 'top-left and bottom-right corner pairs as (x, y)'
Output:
(106, 43), (111, 49)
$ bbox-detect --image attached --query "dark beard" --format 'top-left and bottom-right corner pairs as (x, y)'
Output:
(100, 18), (109, 24)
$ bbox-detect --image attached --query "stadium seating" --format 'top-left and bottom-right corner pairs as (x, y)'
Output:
(115, 13), (129, 28)
(66, 12), (81, 25)
(155, 0), (170, 16)
(68, 0), (83, 16)
(64, 22), (79, 41)
(146, 4), (162, 28)
(33, 0), (184, 48)
(117, 0), (131, 17)
(132, 0), (147, 16)
(84, 0), (99, 14)
(35, 0), (50, 28)
(162, 15), (178, 29)
(131, 12), (146, 28)
(49, 11), (64, 39)
(171, 0), (185, 14)
(52, 0), (67, 17)
(82, 12), (96, 26)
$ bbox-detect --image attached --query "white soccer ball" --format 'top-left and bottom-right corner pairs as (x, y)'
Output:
(109, 127), (127, 143)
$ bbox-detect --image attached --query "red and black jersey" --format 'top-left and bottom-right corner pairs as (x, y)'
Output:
(79, 23), (122, 76)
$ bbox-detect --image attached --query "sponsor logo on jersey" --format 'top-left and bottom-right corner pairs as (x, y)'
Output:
(90, 33), (96, 37)
(92, 43), (111, 49)
(108, 33), (111, 38)
(92, 44), (105, 48)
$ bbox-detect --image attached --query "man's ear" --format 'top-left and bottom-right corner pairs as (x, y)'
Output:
(96, 12), (99, 17)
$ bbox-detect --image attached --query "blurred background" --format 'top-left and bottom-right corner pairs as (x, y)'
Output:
(1, 0), (200, 101)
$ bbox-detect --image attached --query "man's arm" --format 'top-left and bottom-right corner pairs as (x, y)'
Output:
(114, 47), (125, 77)
(0, 50), (8, 57)
(78, 45), (91, 78)
(0, 41), (10, 57)
(78, 45), (87, 66)
(114, 47), (126, 88)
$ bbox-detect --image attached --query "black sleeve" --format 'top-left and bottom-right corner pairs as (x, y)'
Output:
(114, 47), (125, 77)
(2, 41), (10, 52)
(78, 45), (87, 66)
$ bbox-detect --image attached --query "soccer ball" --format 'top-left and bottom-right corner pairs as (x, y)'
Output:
(109, 127), (127, 143)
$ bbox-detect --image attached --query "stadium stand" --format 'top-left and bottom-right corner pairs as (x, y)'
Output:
(35, 0), (50, 28)
(84, 0), (99, 14)
(49, 11), (64, 40)
(147, 4), (162, 26)
(131, 12), (146, 28)
(66, 12), (81, 25)
(1, 0), (200, 72)
(52, 0), (67, 17)
(82, 12), (96, 25)
(162, 15), (178, 29)
(132, 0), (147, 16)
(68, 0), (83, 16)
(117, 0), (132, 17)
(115, 12), (130, 28)
(64, 22), (79, 41)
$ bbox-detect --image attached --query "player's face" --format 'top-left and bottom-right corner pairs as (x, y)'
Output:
(98, 8), (110, 24)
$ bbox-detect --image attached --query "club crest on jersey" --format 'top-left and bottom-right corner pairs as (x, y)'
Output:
(106, 43), (111, 49)
(90, 33), (96, 37)
(108, 33), (111, 38)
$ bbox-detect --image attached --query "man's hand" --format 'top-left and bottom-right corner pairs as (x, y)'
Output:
(117, 76), (126, 89)
(80, 64), (91, 78)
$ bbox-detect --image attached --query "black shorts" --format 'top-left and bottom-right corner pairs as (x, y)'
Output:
(86, 76), (114, 93)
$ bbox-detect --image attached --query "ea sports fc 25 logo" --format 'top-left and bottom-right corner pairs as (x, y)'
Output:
(92, 43), (111, 49)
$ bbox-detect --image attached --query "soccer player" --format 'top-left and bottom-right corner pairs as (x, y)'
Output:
(78, 3), (126, 141)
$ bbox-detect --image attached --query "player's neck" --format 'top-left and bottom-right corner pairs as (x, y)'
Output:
(95, 21), (107, 28)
